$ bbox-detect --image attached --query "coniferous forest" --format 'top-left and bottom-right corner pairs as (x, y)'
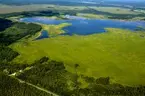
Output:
(1, 1), (145, 95)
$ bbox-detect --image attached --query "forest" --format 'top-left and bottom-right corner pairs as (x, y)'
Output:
(0, 18), (41, 62)
(1, 56), (145, 96)
(0, 5), (145, 95)
(0, 18), (52, 96)
(0, 72), (53, 96)
(0, 18), (13, 31)
(0, 22), (42, 45)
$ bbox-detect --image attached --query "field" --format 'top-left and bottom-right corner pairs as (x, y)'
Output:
(77, 13), (107, 19)
(0, 4), (87, 14)
(0, 4), (52, 14)
(1, 4), (145, 21)
(90, 7), (140, 14)
(10, 28), (145, 86)
(0, 4), (139, 14)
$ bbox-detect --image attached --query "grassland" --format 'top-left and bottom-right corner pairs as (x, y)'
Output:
(0, 4), (53, 14)
(10, 28), (145, 86)
(90, 7), (140, 15)
(41, 23), (71, 37)
(1, 4), (145, 21)
(0, 4), (140, 15)
(77, 13), (107, 19)
(47, 5), (140, 15)
(0, 4), (87, 14)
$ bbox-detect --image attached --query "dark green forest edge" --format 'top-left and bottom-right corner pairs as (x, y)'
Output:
(0, 7), (145, 20)
(0, 18), (145, 96)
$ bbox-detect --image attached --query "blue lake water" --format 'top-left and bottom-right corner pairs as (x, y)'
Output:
(35, 30), (49, 40)
(20, 17), (145, 38)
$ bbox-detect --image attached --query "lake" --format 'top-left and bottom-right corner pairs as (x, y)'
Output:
(20, 17), (145, 38)
(35, 30), (49, 40)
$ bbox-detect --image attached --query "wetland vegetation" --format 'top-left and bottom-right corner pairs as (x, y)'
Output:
(1, 1), (145, 96)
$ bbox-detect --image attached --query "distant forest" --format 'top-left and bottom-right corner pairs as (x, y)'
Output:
(0, 8), (145, 20)
(1, 0), (145, 8)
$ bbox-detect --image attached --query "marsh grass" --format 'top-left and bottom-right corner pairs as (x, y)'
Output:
(10, 28), (145, 86)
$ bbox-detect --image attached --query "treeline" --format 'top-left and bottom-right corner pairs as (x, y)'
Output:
(0, 22), (42, 45)
(0, 18), (13, 32)
(0, 18), (42, 62)
(17, 59), (145, 96)
(0, 72), (52, 96)
(0, 56), (145, 96)
(1, 7), (145, 20)
(0, 57), (52, 96)
(0, 10), (60, 18)
(18, 60), (70, 96)
(108, 14), (145, 20)
(0, 62), (28, 74)
(0, 57), (49, 75)
(60, 8), (145, 20)
(0, 46), (19, 62)
(83, 7), (145, 20)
